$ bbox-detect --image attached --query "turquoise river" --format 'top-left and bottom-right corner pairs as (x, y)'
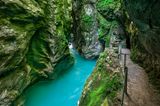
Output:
(24, 48), (96, 106)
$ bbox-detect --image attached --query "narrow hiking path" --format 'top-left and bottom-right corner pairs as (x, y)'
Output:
(120, 49), (160, 106)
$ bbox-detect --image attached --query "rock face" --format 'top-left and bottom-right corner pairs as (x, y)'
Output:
(79, 0), (124, 105)
(0, 0), (74, 105)
(79, 49), (122, 106)
(72, 0), (123, 59)
(124, 0), (160, 89)
(79, 0), (160, 105)
(72, 0), (103, 59)
(78, 36), (123, 106)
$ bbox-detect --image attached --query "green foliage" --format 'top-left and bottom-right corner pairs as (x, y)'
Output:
(0, 1), (75, 105)
(26, 29), (52, 77)
(97, 12), (120, 47)
(97, 0), (113, 10)
(81, 14), (94, 27)
(96, 0), (121, 11)
(55, 0), (72, 39)
(97, 13), (111, 39)
(79, 51), (122, 106)
(97, 13), (111, 47)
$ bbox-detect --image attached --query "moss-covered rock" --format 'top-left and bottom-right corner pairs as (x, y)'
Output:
(78, 0), (124, 105)
(123, 0), (160, 91)
(72, 0), (123, 59)
(0, 0), (74, 105)
(96, 0), (121, 21)
(72, 0), (103, 59)
(79, 48), (122, 106)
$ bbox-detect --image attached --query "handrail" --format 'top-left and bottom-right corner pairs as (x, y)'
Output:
(121, 66), (128, 106)
(119, 48), (129, 106)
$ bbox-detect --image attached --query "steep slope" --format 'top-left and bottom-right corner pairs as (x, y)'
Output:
(124, 0), (160, 90)
(79, 0), (160, 105)
(78, 0), (124, 105)
(72, 0), (123, 59)
(79, 48), (122, 106)
(72, 0), (103, 59)
(0, 0), (74, 105)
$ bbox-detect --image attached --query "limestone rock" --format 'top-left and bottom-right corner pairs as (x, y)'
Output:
(79, 48), (122, 106)
(0, 0), (74, 105)
(124, 0), (160, 90)
(72, 0), (103, 59)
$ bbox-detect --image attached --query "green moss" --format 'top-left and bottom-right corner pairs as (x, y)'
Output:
(97, 13), (111, 39)
(79, 50), (122, 106)
(105, 35), (111, 47)
(96, 0), (121, 11)
(97, 0), (113, 10)
(54, 0), (72, 39)
(82, 15), (93, 23)
(81, 14), (94, 28)
(97, 13), (111, 47)
(0, 0), (75, 105)
(26, 29), (51, 77)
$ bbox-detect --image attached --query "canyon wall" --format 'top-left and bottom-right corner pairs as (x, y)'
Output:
(124, 0), (160, 89)
(0, 0), (74, 105)
(79, 0), (124, 105)
(72, 0), (103, 59)
(79, 0), (160, 105)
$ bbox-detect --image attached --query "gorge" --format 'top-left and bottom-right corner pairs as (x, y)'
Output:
(23, 48), (96, 106)
(0, 0), (160, 106)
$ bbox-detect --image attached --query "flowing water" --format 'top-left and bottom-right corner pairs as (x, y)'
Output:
(24, 48), (96, 106)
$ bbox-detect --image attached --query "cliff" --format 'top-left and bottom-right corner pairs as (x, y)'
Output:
(124, 0), (160, 90)
(79, 0), (160, 105)
(0, 0), (74, 105)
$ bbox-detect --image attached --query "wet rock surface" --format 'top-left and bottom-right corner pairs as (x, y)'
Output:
(124, 0), (160, 90)
(79, 13), (124, 105)
(1, 0), (160, 105)
(0, 0), (74, 105)
(79, 48), (122, 106)
(72, 0), (103, 59)
(72, 0), (123, 59)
